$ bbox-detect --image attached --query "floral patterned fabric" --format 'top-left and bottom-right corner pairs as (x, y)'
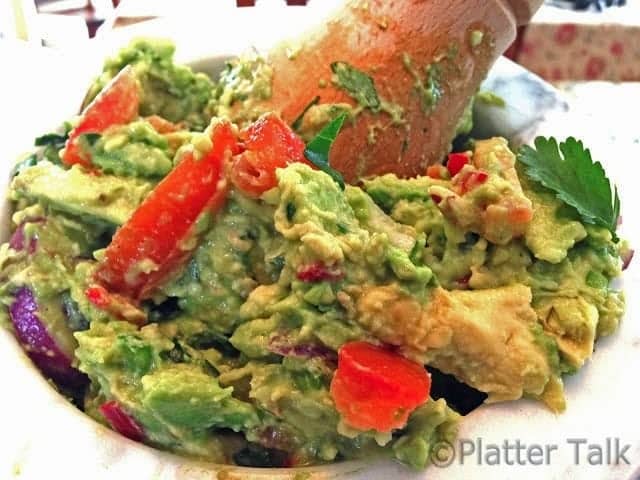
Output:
(514, 21), (640, 82)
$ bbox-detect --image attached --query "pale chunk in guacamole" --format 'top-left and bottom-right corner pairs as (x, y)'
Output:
(10, 161), (152, 226)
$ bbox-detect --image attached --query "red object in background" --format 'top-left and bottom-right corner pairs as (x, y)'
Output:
(554, 23), (578, 45)
(609, 41), (624, 57)
(584, 56), (606, 79)
(237, 0), (307, 5)
(508, 17), (640, 82)
(35, 1), (121, 37)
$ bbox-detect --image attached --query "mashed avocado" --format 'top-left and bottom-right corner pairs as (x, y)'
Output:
(84, 38), (215, 130)
(210, 56), (274, 126)
(87, 120), (175, 178)
(0, 40), (627, 470)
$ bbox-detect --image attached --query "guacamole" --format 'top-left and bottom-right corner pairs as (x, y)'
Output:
(0, 40), (626, 470)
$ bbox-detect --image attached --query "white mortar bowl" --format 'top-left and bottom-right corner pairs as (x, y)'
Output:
(1, 7), (639, 479)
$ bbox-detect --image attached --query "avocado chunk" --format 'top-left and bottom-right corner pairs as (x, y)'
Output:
(11, 161), (152, 226)
(392, 399), (460, 470)
(141, 364), (259, 431)
(89, 121), (174, 178)
(525, 184), (587, 263)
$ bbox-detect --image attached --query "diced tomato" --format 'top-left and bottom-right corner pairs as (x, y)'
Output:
(145, 115), (182, 134)
(456, 273), (472, 288)
(85, 284), (110, 308)
(508, 205), (534, 224)
(426, 164), (448, 180)
(296, 262), (344, 282)
(230, 113), (306, 197)
(94, 121), (237, 300)
(446, 152), (470, 177)
(330, 342), (431, 432)
(85, 285), (147, 325)
(430, 194), (442, 204)
(459, 170), (489, 194)
(62, 66), (140, 167)
(99, 401), (145, 442)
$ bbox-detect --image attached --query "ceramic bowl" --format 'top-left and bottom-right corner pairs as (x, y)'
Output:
(1, 10), (639, 478)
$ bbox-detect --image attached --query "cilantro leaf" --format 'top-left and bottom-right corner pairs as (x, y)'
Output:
(331, 62), (380, 110)
(517, 136), (620, 235)
(304, 113), (347, 189)
(33, 129), (70, 166)
(34, 132), (68, 147)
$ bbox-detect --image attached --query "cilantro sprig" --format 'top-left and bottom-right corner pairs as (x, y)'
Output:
(304, 113), (347, 189)
(517, 136), (620, 236)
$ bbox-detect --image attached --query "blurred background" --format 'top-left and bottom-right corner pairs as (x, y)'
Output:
(1, 0), (640, 84)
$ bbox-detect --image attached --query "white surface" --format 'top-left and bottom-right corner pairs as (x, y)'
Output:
(533, 2), (640, 26)
(1, 10), (640, 479)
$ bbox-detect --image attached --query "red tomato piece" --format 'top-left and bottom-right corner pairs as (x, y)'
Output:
(230, 113), (306, 197)
(296, 262), (344, 282)
(85, 285), (110, 308)
(459, 170), (489, 194)
(94, 121), (237, 300)
(426, 164), (449, 180)
(456, 273), (472, 288)
(62, 66), (140, 167)
(85, 285), (147, 325)
(99, 401), (145, 442)
(330, 342), (431, 432)
(446, 152), (470, 177)
(508, 204), (534, 224)
(145, 115), (182, 134)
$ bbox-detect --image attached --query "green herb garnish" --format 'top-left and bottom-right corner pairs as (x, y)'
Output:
(517, 136), (620, 236)
(34, 132), (68, 147)
(331, 62), (380, 110)
(33, 129), (70, 165)
(423, 63), (443, 111)
(304, 113), (347, 189)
